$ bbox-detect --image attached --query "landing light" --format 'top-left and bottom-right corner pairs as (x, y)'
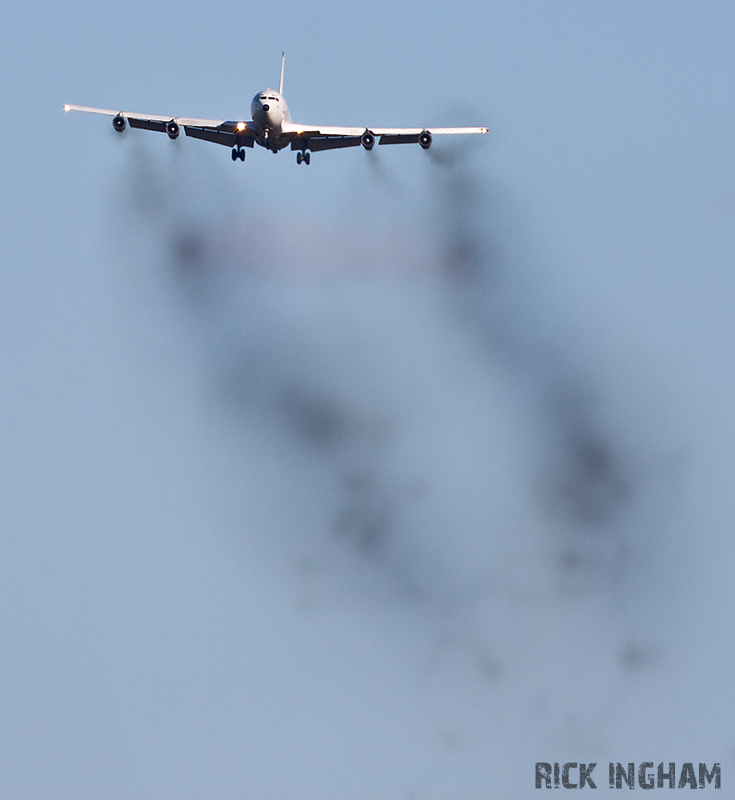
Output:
(236, 121), (246, 131)
(64, 104), (71, 112)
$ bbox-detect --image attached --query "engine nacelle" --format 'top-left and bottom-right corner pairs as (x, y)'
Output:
(419, 130), (432, 150)
(361, 130), (375, 150)
(112, 115), (126, 132)
(166, 121), (180, 140)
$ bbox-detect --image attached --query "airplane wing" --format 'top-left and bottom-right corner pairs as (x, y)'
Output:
(282, 121), (487, 150)
(63, 104), (257, 147)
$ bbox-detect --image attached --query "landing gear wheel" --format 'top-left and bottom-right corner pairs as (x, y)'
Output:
(304, 152), (311, 165)
(231, 147), (238, 161)
(296, 152), (303, 164)
(238, 147), (246, 161)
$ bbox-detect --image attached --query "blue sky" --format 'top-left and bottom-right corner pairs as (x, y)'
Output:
(1, 2), (735, 798)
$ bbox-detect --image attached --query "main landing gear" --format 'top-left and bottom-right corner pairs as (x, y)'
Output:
(231, 146), (246, 162)
(296, 151), (311, 165)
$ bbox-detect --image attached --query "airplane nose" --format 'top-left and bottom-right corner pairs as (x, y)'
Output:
(263, 104), (270, 112)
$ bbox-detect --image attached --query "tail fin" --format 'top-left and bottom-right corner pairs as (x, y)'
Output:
(279, 52), (285, 95)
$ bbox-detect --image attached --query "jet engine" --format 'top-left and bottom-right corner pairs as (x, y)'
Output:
(361, 130), (375, 150)
(112, 115), (126, 132)
(166, 121), (180, 140)
(419, 130), (432, 150)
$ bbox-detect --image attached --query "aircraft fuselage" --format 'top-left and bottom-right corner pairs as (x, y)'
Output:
(250, 89), (292, 151)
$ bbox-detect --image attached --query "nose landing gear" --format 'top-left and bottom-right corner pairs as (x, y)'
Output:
(231, 146), (246, 162)
(296, 151), (311, 165)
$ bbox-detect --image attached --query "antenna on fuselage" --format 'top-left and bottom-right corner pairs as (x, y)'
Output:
(279, 52), (285, 95)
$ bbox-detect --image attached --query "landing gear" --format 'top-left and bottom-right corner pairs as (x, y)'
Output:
(231, 146), (246, 162)
(296, 151), (311, 165)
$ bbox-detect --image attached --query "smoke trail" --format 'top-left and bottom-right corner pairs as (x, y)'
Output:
(116, 139), (679, 760)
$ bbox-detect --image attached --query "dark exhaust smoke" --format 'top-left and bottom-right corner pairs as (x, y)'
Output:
(116, 139), (679, 756)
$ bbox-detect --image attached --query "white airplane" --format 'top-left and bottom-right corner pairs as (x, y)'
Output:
(64, 54), (487, 165)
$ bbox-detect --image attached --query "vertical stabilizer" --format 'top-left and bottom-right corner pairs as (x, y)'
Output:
(279, 52), (285, 95)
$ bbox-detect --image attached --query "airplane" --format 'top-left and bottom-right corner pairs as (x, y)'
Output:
(64, 54), (487, 165)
